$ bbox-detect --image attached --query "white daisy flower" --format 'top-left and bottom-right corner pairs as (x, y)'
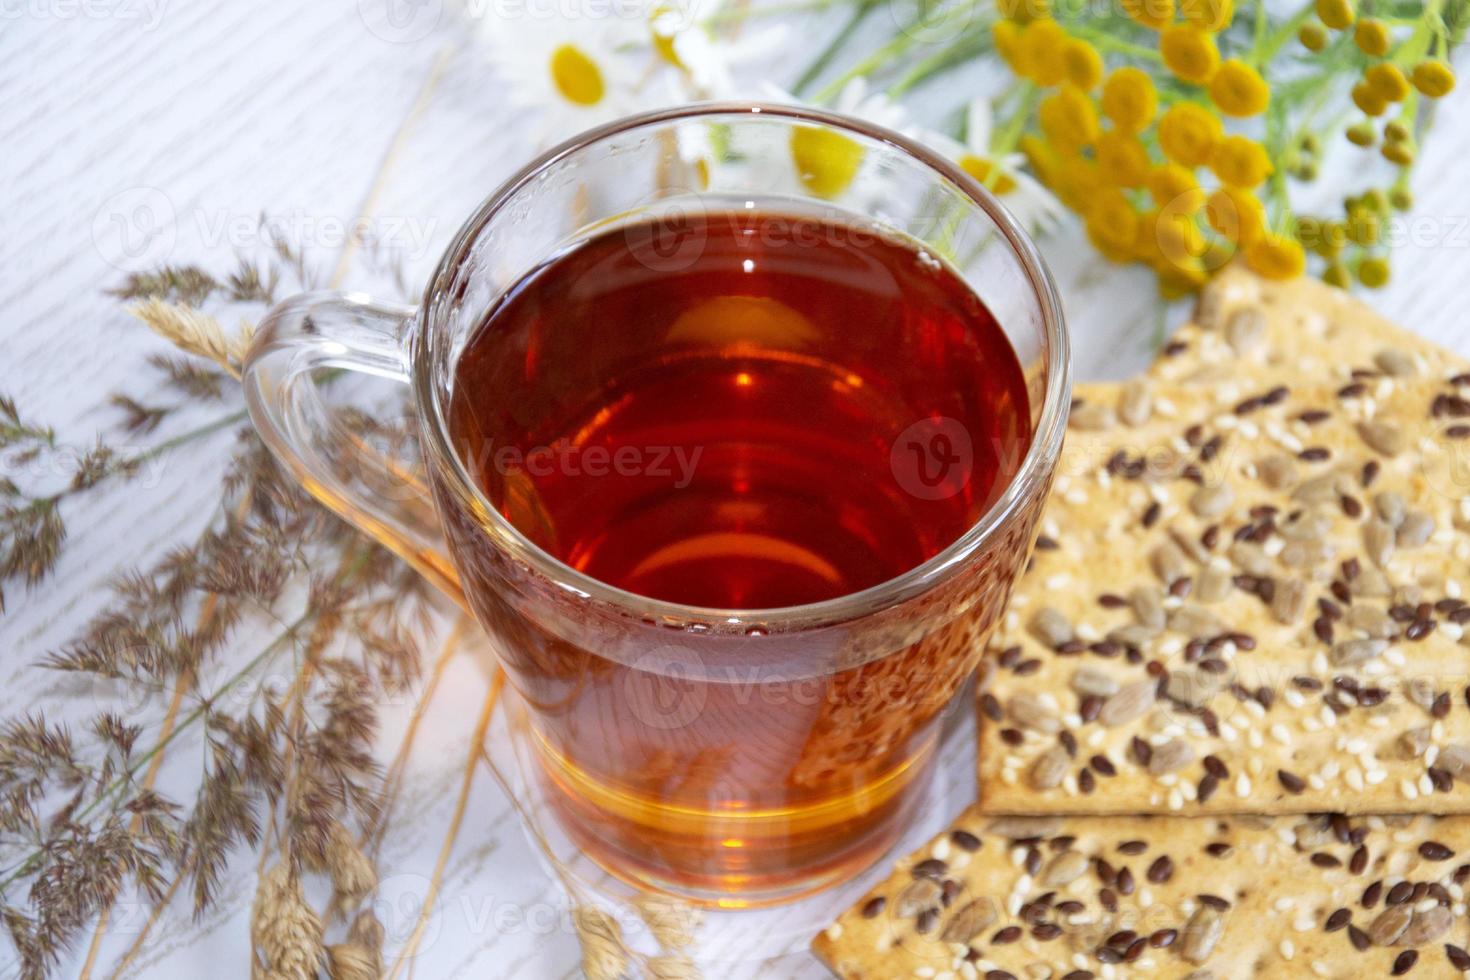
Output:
(477, 10), (645, 144)
(758, 79), (912, 201)
(921, 98), (1065, 235)
(650, 0), (788, 99)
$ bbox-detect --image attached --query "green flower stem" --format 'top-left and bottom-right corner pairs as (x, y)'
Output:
(1249, 0), (1318, 66)
(1067, 23), (1164, 61)
(794, 0), (879, 95)
(889, 28), (994, 95)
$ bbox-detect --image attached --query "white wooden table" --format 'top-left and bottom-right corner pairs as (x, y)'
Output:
(1, 3), (1467, 977)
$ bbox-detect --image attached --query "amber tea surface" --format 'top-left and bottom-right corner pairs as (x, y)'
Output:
(444, 208), (1036, 901)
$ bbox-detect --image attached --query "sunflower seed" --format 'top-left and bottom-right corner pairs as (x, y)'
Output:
(1373, 491), (1407, 528)
(1168, 604), (1224, 636)
(1118, 381), (1153, 427)
(1229, 541), (1273, 576)
(1368, 904), (1412, 946)
(1257, 453), (1299, 490)
(1148, 738), (1196, 775)
(1030, 745), (1070, 790)
(1195, 565), (1234, 604)
(1130, 586), (1167, 630)
(1396, 726), (1432, 759)
(895, 877), (942, 919)
(1151, 541), (1191, 584)
(1406, 679), (1438, 713)
(939, 898), (997, 943)
(1190, 484), (1235, 519)
(1071, 666), (1120, 698)
(1294, 473), (1346, 505)
(1225, 308), (1265, 354)
(1165, 667), (1226, 709)
(1396, 512), (1434, 548)
(1436, 744), (1470, 782)
(1353, 564), (1393, 598)
(1397, 906), (1452, 946)
(1008, 693), (1062, 733)
(1330, 638), (1387, 667)
(1098, 679), (1157, 727)
(1359, 419), (1407, 457)
(1270, 579), (1308, 624)
(1038, 850), (1090, 887)
(1346, 604), (1396, 638)
(1030, 607), (1076, 648)
(1072, 402), (1118, 431)
(1364, 521), (1396, 568)
(986, 815), (1062, 838)
(1374, 348), (1418, 377)
(1180, 905), (1224, 964)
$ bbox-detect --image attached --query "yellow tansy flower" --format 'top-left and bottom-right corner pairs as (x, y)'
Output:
(1355, 18), (1390, 56)
(1412, 60), (1456, 97)
(1097, 131), (1152, 187)
(1315, 0), (1354, 29)
(1086, 189), (1143, 262)
(1357, 256), (1390, 288)
(993, 21), (1025, 72)
(1210, 134), (1274, 188)
(1055, 156), (1104, 210)
(1020, 134), (1063, 187)
(1147, 163), (1205, 212)
(1122, 0), (1176, 29)
(1299, 22), (1328, 51)
(1351, 81), (1388, 116)
(1039, 84), (1100, 151)
(1157, 258), (1211, 298)
(1181, 0), (1232, 32)
(1158, 103), (1221, 166)
(1245, 234), (1306, 280)
(1160, 26), (1221, 84)
(1365, 63), (1410, 101)
(1019, 19), (1069, 85)
(1208, 59), (1269, 116)
(1205, 186), (1266, 245)
(1062, 38), (1104, 89)
(997, 0), (1050, 23)
(1101, 68), (1159, 134)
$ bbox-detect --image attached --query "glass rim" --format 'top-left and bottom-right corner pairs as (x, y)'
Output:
(413, 101), (1071, 629)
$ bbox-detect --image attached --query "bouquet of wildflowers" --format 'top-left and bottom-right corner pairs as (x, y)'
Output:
(474, 0), (1465, 296)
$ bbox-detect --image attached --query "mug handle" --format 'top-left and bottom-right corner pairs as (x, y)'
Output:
(242, 291), (466, 608)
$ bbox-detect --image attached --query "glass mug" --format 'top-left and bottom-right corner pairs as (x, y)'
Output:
(243, 103), (1069, 906)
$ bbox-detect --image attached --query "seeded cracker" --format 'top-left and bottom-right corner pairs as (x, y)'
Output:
(812, 808), (1470, 979)
(979, 370), (1470, 817)
(1152, 265), (1468, 392)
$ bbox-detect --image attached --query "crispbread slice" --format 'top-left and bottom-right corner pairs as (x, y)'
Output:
(976, 372), (1470, 816)
(1152, 265), (1469, 391)
(812, 808), (1470, 979)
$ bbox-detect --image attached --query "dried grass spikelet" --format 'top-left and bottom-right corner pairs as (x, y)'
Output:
(634, 895), (701, 951)
(645, 954), (701, 979)
(323, 820), (378, 915)
(574, 905), (629, 980)
(251, 862), (324, 980)
(129, 298), (254, 379)
(325, 941), (381, 980)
